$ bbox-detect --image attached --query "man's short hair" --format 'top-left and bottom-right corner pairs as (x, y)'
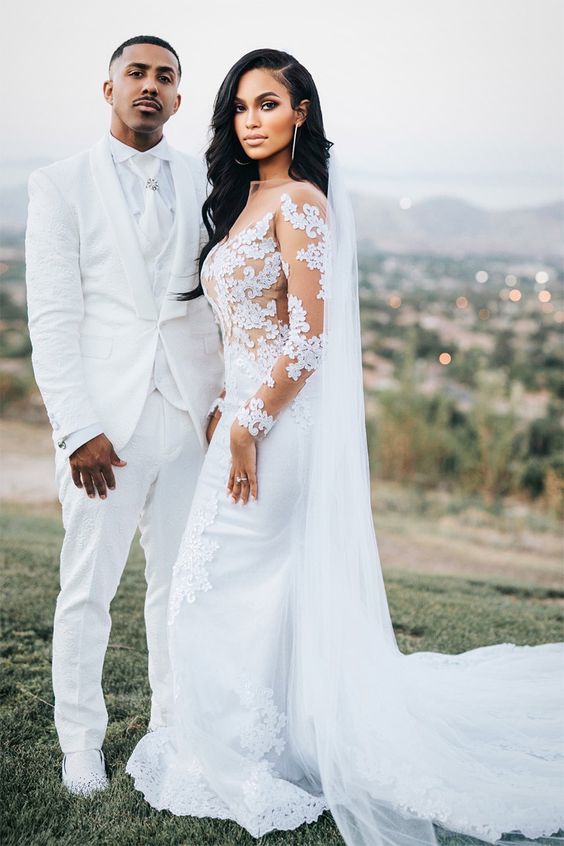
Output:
(109, 35), (182, 78)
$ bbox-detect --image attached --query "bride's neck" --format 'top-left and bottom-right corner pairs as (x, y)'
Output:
(257, 150), (292, 183)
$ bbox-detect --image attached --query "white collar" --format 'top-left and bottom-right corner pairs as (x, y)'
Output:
(109, 133), (172, 163)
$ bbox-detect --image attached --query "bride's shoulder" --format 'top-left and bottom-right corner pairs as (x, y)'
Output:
(277, 178), (326, 204)
(274, 179), (327, 224)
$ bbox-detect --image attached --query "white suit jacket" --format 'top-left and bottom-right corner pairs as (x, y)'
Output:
(25, 135), (224, 452)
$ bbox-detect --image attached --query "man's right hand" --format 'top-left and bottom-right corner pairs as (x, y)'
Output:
(206, 412), (221, 445)
(69, 434), (127, 499)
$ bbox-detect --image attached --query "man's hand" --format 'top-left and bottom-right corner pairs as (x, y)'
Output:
(69, 434), (127, 499)
(206, 411), (221, 444)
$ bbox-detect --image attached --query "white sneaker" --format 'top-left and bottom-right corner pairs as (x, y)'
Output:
(61, 748), (109, 796)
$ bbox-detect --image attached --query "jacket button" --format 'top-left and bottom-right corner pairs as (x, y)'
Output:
(57, 440), (67, 450)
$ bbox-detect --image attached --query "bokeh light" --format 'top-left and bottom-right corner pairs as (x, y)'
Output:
(475, 271), (488, 284)
(388, 294), (402, 308)
(508, 289), (522, 302)
(505, 274), (518, 287)
(478, 308), (490, 320)
(538, 290), (552, 303)
(456, 296), (468, 308)
(439, 352), (452, 365)
(399, 197), (412, 210)
(535, 271), (549, 284)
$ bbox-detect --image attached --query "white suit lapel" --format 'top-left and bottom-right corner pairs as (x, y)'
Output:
(90, 136), (157, 321)
(159, 150), (201, 324)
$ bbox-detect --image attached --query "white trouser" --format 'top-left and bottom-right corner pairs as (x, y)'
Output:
(52, 390), (203, 753)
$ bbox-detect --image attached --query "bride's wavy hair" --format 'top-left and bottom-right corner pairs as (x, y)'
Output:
(179, 48), (332, 300)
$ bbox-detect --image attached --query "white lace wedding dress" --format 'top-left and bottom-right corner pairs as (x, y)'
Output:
(126, 175), (564, 845)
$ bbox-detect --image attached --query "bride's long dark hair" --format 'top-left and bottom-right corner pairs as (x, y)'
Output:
(180, 48), (333, 300)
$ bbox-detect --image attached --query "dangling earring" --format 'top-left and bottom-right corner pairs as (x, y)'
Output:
(291, 124), (299, 161)
(235, 157), (251, 166)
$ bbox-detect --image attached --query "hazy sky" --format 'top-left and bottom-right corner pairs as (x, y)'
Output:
(4, 0), (563, 207)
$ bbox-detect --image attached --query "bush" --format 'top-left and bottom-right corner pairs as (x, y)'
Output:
(0, 370), (28, 408)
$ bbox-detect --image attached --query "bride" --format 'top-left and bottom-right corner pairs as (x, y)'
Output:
(127, 49), (564, 846)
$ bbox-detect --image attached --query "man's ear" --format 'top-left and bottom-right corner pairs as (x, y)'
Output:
(172, 92), (181, 114)
(296, 98), (310, 127)
(103, 80), (113, 105)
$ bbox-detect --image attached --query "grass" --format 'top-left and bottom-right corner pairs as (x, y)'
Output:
(1, 504), (563, 846)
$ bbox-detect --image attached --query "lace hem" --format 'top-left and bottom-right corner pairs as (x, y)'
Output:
(207, 395), (225, 418)
(126, 729), (328, 838)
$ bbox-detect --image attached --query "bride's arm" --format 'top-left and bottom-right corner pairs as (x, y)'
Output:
(228, 186), (328, 503)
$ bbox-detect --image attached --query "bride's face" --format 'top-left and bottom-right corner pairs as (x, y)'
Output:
(233, 68), (308, 162)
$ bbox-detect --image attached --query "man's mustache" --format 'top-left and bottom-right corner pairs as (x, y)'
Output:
(132, 97), (162, 110)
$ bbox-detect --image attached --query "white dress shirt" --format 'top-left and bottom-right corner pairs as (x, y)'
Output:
(64, 134), (182, 456)
(109, 133), (176, 226)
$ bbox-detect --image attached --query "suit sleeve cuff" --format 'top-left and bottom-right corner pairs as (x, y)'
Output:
(59, 423), (104, 455)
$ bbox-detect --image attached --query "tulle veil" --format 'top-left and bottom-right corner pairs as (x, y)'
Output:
(287, 151), (564, 846)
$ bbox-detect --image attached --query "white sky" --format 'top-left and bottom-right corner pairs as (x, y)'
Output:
(3, 0), (564, 207)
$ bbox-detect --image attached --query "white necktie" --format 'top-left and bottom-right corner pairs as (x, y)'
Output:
(128, 154), (173, 258)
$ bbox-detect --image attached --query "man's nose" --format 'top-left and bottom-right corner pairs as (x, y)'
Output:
(142, 77), (159, 95)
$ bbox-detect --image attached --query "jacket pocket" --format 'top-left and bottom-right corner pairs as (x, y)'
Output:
(80, 334), (113, 359)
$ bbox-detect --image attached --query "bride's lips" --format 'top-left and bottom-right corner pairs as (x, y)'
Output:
(244, 135), (267, 147)
(133, 99), (161, 112)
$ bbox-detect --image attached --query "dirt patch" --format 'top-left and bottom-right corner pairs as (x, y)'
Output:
(0, 419), (57, 504)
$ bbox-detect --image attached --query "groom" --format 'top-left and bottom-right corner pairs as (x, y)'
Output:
(25, 36), (223, 795)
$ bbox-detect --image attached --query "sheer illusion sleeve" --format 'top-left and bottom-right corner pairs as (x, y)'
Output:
(236, 185), (328, 438)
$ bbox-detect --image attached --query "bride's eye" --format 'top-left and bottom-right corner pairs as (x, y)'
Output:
(261, 101), (277, 110)
(234, 104), (245, 113)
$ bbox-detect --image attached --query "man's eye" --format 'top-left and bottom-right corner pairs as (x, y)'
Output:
(159, 76), (172, 83)
(262, 101), (277, 110)
(129, 71), (143, 77)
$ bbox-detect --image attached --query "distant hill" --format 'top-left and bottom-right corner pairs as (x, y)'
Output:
(1, 159), (562, 259)
(352, 194), (563, 259)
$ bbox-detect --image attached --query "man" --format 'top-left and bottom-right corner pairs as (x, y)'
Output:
(25, 35), (223, 796)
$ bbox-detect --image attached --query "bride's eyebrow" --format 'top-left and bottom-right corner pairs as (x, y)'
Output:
(234, 91), (282, 104)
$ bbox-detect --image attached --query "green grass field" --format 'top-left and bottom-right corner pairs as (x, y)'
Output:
(1, 505), (563, 846)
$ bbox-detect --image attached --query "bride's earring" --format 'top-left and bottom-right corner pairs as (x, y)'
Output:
(291, 124), (299, 161)
(235, 157), (251, 166)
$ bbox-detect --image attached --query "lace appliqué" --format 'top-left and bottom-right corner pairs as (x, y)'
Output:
(236, 675), (287, 761)
(290, 393), (313, 430)
(237, 397), (274, 438)
(280, 192), (328, 300)
(126, 730), (231, 820)
(235, 676), (329, 834)
(282, 294), (325, 381)
(168, 492), (219, 622)
(127, 727), (328, 838)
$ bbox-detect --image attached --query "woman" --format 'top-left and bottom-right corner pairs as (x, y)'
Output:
(127, 49), (564, 846)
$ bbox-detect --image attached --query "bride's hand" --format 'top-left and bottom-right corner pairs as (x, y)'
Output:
(228, 423), (257, 504)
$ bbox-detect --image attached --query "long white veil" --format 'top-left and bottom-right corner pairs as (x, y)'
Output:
(288, 152), (564, 846)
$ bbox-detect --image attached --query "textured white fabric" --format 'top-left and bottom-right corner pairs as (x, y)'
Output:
(113, 136), (189, 413)
(126, 165), (564, 844)
(128, 153), (174, 259)
(109, 133), (175, 220)
(25, 135), (223, 452)
(53, 391), (203, 752)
